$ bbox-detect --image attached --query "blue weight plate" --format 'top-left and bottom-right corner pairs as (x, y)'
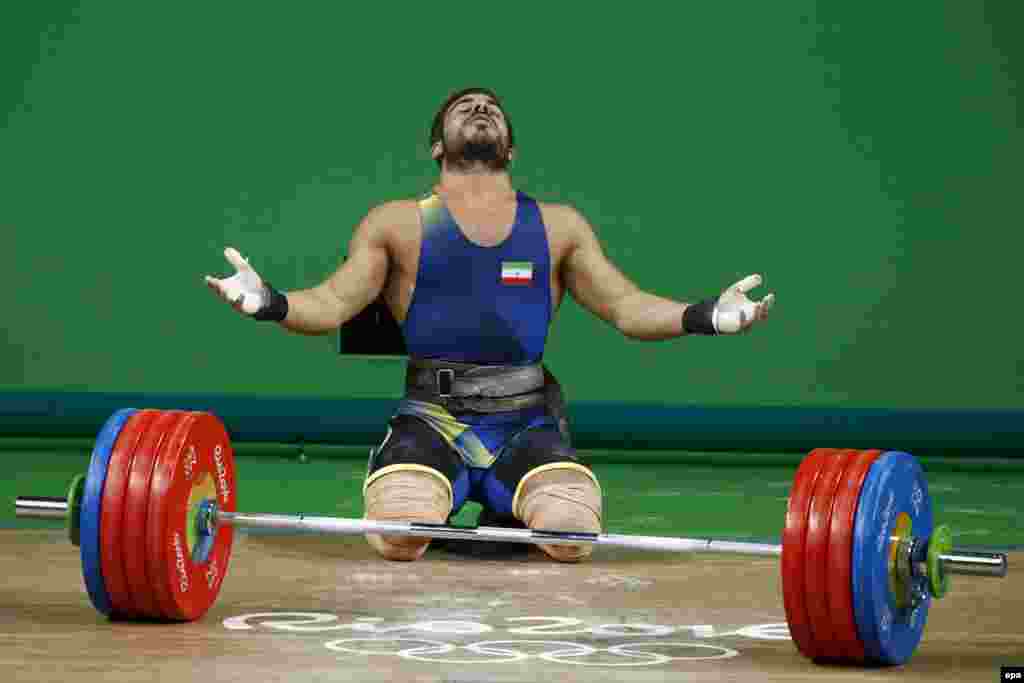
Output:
(851, 451), (933, 665)
(80, 408), (137, 616)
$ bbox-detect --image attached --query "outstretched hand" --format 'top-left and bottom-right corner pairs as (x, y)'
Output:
(713, 274), (775, 334)
(204, 247), (268, 316)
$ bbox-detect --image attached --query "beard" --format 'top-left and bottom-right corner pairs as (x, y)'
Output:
(442, 126), (510, 172)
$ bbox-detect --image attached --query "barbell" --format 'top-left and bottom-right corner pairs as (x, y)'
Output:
(15, 408), (1008, 667)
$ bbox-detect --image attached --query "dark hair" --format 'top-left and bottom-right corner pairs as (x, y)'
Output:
(429, 87), (515, 167)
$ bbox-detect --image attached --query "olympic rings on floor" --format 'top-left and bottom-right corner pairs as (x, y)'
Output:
(323, 637), (740, 666)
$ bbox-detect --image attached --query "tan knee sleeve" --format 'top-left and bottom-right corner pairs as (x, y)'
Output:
(363, 466), (452, 561)
(513, 465), (602, 563)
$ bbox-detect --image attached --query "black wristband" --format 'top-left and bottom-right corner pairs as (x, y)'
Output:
(682, 298), (718, 335)
(252, 282), (289, 322)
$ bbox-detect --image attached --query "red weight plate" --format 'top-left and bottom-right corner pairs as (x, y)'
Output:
(146, 413), (198, 620)
(827, 449), (883, 662)
(803, 448), (857, 660)
(100, 409), (162, 617)
(149, 412), (237, 621)
(781, 448), (834, 661)
(122, 410), (186, 619)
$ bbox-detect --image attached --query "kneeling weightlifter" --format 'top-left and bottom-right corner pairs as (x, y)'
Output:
(204, 87), (775, 563)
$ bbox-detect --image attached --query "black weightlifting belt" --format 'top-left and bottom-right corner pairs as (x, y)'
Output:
(404, 358), (547, 413)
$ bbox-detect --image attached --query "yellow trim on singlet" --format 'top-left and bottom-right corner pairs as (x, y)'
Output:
(418, 193), (445, 228)
(511, 462), (601, 520)
(363, 463), (454, 511)
(396, 398), (501, 468)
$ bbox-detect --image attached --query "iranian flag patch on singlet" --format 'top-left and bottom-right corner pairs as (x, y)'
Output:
(501, 261), (533, 285)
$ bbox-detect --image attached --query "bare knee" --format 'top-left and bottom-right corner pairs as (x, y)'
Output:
(363, 467), (452, 562)
(514, 466), (602, 563)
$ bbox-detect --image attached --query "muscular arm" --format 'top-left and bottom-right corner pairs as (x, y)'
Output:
(278, 205), (391, 335)
(560, 206), (692, 341)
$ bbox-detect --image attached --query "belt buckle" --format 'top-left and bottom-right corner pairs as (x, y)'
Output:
(436, 369), (455, 399)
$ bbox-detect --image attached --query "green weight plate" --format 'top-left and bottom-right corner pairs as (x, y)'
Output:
(67, 474), (86, 547)
(928, 525), (953, 599)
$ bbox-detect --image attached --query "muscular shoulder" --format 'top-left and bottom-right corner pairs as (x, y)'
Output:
(362, 199), (421, 236)
(537, 201), (594, 253)
(351, 199), (421, 250)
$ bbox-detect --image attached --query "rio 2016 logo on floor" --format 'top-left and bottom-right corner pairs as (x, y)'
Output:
(224, 613), (791, 667)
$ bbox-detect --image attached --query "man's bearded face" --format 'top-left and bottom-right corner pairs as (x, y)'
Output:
(439, 94), (512, 171)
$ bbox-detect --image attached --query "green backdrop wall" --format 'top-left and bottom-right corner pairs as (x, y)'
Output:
(2, 2), (1022, 411)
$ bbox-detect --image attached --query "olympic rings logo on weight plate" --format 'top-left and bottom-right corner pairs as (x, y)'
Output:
(324, 638), (739, 666)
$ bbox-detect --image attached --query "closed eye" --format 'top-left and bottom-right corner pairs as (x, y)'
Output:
(454, 98), (503, 118)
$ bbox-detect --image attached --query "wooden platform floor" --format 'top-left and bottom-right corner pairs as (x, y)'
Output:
(2, 530), (1020, 682)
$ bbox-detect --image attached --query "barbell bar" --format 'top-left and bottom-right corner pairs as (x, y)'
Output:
(15, 495), (1006, 574)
